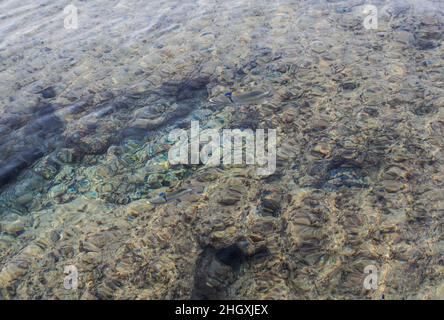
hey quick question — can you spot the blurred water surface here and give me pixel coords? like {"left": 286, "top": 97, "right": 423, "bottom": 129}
{"left": 0, "top": 0, "right": 443, "bottom": 299}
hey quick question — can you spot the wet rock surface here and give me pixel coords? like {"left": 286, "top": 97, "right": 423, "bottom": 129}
{"left": 0, "top": 0, "right": 444, "bottom": 300}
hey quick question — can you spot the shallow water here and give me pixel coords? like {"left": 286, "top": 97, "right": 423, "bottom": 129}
{"left": 0, "top": 0, "right": 443, "bottom": 299}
